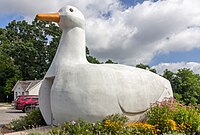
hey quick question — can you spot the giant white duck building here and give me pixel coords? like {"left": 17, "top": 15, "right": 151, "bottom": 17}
{"left": 36, "top": 5, "right": 173, "bottom": 125}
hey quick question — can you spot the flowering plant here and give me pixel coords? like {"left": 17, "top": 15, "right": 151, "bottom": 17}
{"left": 146, "top": 98, "right": 200, "bottom": 134}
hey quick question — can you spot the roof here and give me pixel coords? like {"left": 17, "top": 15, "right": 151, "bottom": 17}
{"left": 12, "top": 80, "right": 42, "bottom": 92}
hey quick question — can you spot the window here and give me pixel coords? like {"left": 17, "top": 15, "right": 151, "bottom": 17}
{"left": 22, "top": 97, "right": 30, "bottom": 100}
{"left": 32, "top": 97, "right": 39, "bottom": 101}
{"left": 22, "top": 92, "right": 24, "bottom": 95}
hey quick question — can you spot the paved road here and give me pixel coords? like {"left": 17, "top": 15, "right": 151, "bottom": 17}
{"left": 0, "top": 105, "right": 26, "bottom": 127}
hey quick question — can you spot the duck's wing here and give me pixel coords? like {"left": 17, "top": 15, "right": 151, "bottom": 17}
{"left": 116, "top": 69, "right": 171, "bottom": 114}
{"left": 39, "top": 77, "right": 55, "bottom": 125}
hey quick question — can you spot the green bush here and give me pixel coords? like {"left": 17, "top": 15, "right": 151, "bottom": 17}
{"left": 50, "top": 119, "right": 93, "bottom": 135}
{"left": 50, "top": 114, "right": 155, "bottom": 135}
{"left": 146, "top": 98, "right": 200, "bottom": 134}
{"left": 127, "top": 122, "right": 157, "bottom": 135}
{"left": 49, "top": 106, "right": 199, "bottom": 135}
{"left": 9, "top": 109, "right": 46, "bottom": 131}
{"left": 50, "top": 114, "right": 147, "bottom": 135}
{"left": 98, "top": 114, "right": 129, "bottom": 134}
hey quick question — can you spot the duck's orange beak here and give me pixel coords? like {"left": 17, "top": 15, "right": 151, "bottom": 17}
{"left": 36, "top": 13, "right": 60, "bottom": 23}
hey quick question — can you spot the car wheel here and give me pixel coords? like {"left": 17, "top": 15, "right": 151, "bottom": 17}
{"left": 24, "top": 105, "right": 31, "bottom": 113}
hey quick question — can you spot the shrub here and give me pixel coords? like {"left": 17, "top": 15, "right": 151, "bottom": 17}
{"left": 146, "top": 98, "right": 200, "bottom": 134}
{"left": 50, "top": 114, "right": 129, "bottom": 135}
{"left": 49, "top": 107, "right": 200, "bottom": 135}
{"left": 52, "top": 119, "right": 94, "bottom": 135}
{"left": 9, "top": 109, "right": 46, "bottom": 131}
{"left": 100, "top": 114, "right": 129, "bottom": 134}
{"left": 50, "top": 114, "right": 156, "bottom": 135}
{"left": 127, "top": 122, "right": 156, "bottom": 135}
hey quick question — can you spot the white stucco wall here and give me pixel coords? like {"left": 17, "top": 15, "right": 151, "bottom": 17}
{"left": 29, "top": 82, "right": 41, "bottom": 95}
{"left": 13, "top": 81, "right": 41, "bottom": 99}
{"left": 14, "top": 84, "right": 25, "bottom": 99}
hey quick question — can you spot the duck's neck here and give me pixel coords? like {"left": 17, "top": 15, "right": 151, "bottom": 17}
{"left": 45, "top": 27, "right": 88, "bottom": 77}
{"left": 55, "top": 27, "right": 88, "bottom": 64}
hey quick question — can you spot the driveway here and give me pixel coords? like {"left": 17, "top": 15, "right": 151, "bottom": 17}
{"left": 0, "top": 103, "right": 26, "bottom": 127}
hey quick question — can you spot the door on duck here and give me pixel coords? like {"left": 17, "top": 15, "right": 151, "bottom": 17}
{"left": 39, "top": 77, "right": 55, "bottom": 125}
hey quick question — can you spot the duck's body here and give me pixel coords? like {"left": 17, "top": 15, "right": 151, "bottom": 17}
{"left": 50, "top": 64, "right": 172, "bottom": 125}
{"left": 37, "top": 5, "right": 173, "bottom": 125}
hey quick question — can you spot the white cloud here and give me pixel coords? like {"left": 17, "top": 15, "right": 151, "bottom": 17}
{"left": 1, "top": 0, "right": 200, "bottom": 65}
{"left": 87, "top": 0, "right": 200, "bottom": 64}
{"left": 152, "top": 62, "right": 200, "bottom": 75}
{"left": 157, "top": 27, "right": 200, "bottom": 53}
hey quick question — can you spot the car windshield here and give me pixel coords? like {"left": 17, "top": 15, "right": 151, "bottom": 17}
{"left": 22, "top": 97, "right": 30, "bottom": 100}
{"left": 15, "top": 96, "right": 20, "bottom": 101}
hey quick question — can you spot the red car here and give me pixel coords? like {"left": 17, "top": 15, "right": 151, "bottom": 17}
{"left": 14, "top": 95, "right": 39, "bottom": 113}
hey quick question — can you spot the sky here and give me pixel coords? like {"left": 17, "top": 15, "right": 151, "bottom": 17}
{"left": 0, "top": 0, "right": 200, "bottom": 75}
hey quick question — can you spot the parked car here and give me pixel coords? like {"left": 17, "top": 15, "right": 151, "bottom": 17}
{"left": 14, "top": 95, "right": 39, "bottom": 112}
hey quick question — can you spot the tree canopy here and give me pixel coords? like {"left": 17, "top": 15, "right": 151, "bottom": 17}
{"left": 163, "top": 68, "right": 200, "bottom": 105}
{"left": 0, "top": 50, "right": 21, "bottom": 101}
{"left": 1, "top": 20, "right": 62, "bottom": 80}
{"left": 136, "top": 63, "right": 157, "bottom": 73}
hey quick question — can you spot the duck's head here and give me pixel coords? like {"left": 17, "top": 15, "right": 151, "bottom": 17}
{"left": 36, "top": 5, "right": 85, "bottom": 29}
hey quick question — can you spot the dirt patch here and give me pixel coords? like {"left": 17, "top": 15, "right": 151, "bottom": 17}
{"left": 0, "top": 124, "right": 51, "bottom": 135}
{"left": 0, "top": 105, "right": 8, "bottom": 107}
{"left": 0, "top": 124, "right": 14, "bottom": 134}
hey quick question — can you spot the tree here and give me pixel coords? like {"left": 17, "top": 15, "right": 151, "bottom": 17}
{"left": 86, "top": 46, "right": 101, "bottom": 64}
{"left": 0, "top": 20, "right": 61, "bottom": 101}
{"left": 86, "top": 47, "right": 118, "bottom": 64}
{"left": 105, "top": 59, "right": 117, "bottom": 64}
{"left": 1, "top": 20, "right": 61, "bottom": 80}
{"left": 136, "top": 63, "right": 157, "bottom": 73}
{"left": 163, "top": 68, "right": 200, "bottom": 105}
{"left": 0, "top": 50, "right": 21, "bottom": 101}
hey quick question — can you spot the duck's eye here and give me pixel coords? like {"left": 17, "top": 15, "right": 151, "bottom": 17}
{"left": 69, "top": 8, "right": 74, "bottom": 12}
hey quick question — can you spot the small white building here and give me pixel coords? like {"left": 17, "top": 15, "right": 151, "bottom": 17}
{"left": 12, "top": 80, "right": 42, "bottom": 99}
